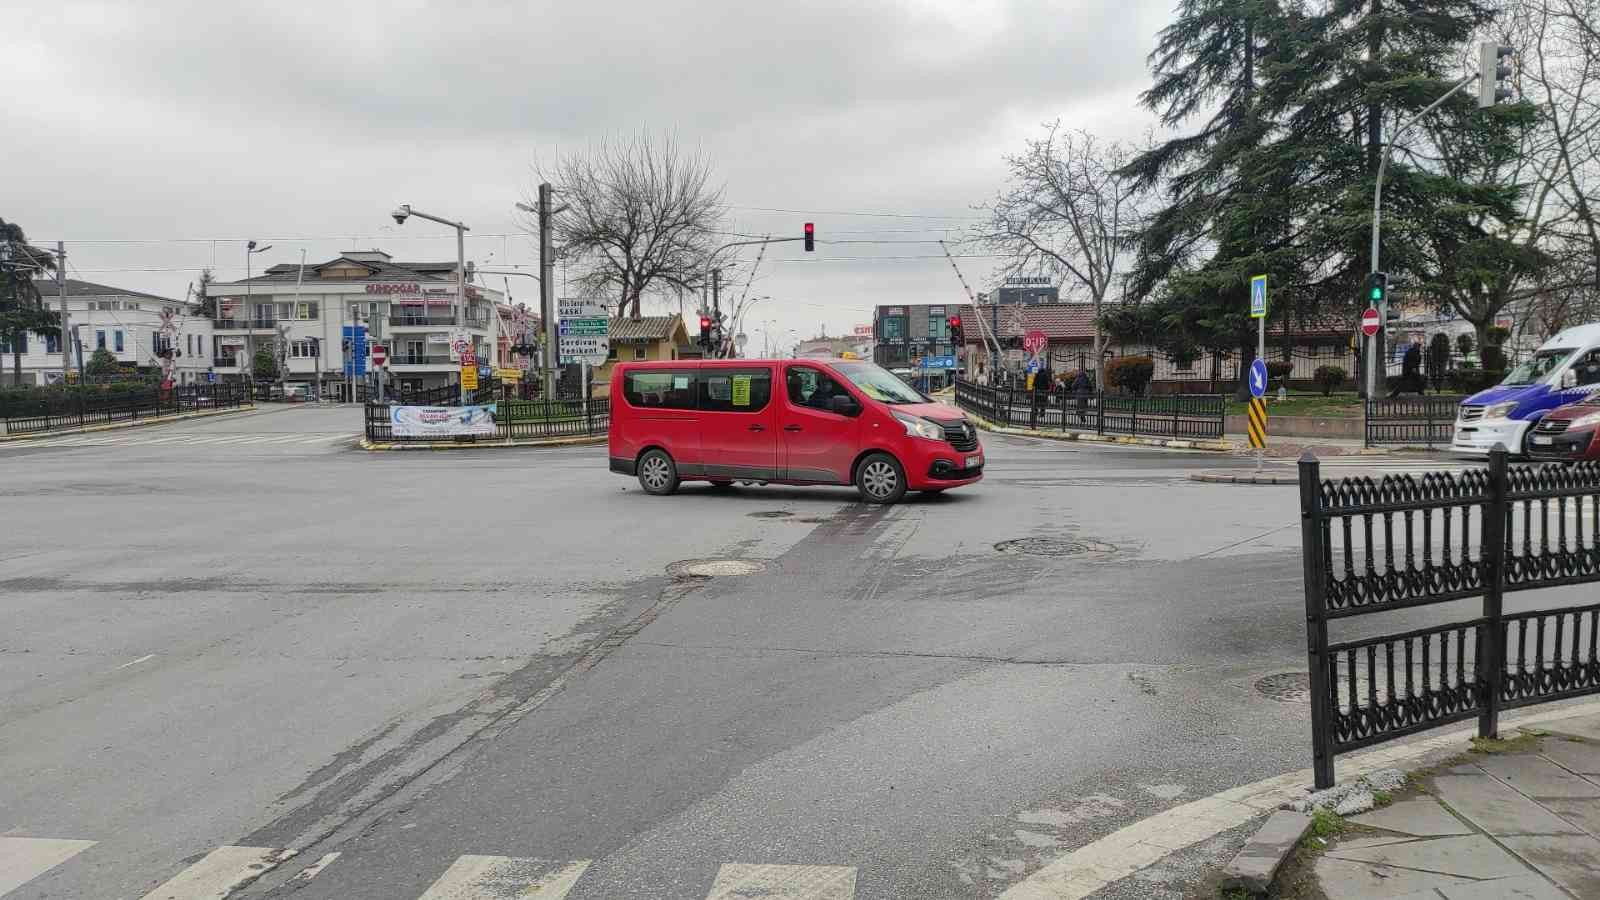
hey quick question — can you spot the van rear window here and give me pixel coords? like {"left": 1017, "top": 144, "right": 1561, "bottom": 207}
{"left": 624, "top": 370, "right": 696, "bottom": 409}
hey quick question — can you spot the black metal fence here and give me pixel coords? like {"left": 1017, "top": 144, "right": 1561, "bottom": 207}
{"left": 1299, "top": 448, "right": 1600, "bottom": 788}
{"left": 363, "top": 396, "right": 609, "bottom": 443}
{"left": 953, "top": 378, "right": 1226, "bottom": 440}
{"left": 1365, "top": 395, "right": 1467, "bottom": 448}
{"left": 1, "top": 384, "right": 250, "bottom": 435}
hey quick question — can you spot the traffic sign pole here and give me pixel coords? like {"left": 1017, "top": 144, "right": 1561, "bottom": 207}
{"left": 1361, "top": 307, "right": 1382, "bottom": 401}
{"left": 1251, "top": 275, "right": 1268, "bottom": 472}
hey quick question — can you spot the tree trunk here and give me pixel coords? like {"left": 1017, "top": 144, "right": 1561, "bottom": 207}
{"left": 11, "top": 347, "right": 20, "bottom": 387}
{"left": 1234, "top": 340, "right": 1255, "bottom": 401}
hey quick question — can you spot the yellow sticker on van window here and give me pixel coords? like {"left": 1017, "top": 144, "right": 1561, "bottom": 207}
{"left": 673, "top": 375, "right": 690, "bottom": 390}
{"left": 732, "top": 375, "right": 752, "bottom": 406}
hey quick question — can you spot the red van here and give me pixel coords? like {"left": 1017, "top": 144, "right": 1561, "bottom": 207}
{"left": 607, "top": 358, "right": 983, "bottom": 504}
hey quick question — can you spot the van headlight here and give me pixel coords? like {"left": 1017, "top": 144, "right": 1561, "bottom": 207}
{"left": 1485, "top": 401, "right": 1518, "bottom": 420}
{"left": 892, "top": 411, "right": 943, "bottom": 440}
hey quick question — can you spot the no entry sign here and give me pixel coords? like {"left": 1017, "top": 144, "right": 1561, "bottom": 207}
{"left": 1360, "top": 307, "right": 1381, "bottom": 337}
{"left": 370, "top": 344, "right": 388, "bottom": 366}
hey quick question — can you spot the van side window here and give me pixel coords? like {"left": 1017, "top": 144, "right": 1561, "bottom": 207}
{"left": 1576, "top": 350, "right": 1600, "bottom": 386}
{"left": 785, "top": 367, "right": 848, "bottom": 411}
{"left": 699, "top": 368, "right": 771, "bottom": 412}
{"left": 624, "top": 370, "right": 696, "bottom": 409}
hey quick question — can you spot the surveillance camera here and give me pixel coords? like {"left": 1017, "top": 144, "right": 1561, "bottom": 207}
{"left": 391, "top": 209, "right": 409, "bottom": 225}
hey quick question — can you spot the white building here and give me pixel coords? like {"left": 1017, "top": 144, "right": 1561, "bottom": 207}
{"left": 1, "top": 279, "right": 212, "bottom": 386}
{"left": 204, "top": 250, "right": 504, "bottom": 394}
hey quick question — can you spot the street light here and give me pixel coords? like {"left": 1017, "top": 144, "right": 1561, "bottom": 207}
{"left": 243, "top": 240, "right": 272, "bottom": 384}
{"left": 391, "top": 205, "right": 469, "bottom": 392}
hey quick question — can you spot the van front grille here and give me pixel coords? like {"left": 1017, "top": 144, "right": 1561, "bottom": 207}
{"left": 942, "top": 421, "right": 979, "bottom": 452}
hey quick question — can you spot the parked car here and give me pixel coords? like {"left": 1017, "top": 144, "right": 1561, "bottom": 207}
{"left": 1525, "top": 396, "right": 1600, "bottom": 462}
{"left": 284, "top": 384, "right": 314, "bottom": 403}
{"left": 1453, "top": 323, "right": 1600, "bottom": 456}
{"left": 607, "top": 358, "right": 983, "bottom": 504}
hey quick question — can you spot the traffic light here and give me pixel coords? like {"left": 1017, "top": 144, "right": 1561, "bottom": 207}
{"left": 1367, "top": 271, "right": 1388, "bottom": 306}
{"left": 948, "top": 315, "right": 963, "bottom": 346}
{"left": 1478, "top": 43, "right": 1515, "bottom": 108}
{"left": 699, "top": 314, "right": 712, "bottom": 349}
{"left": 803, "top": 222, "right": 815, "bottom": 252}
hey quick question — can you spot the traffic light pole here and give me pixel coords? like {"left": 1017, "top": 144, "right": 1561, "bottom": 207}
{"left": 701, "top": 236, "right": 805, "bottom": 358}
{"left": 1367, "top": 71, "right": 1478, "bottom": 399}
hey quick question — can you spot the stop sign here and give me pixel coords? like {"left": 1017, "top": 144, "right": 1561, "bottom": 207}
{"left": 1023, "top": 330, "right": 1049, "bottom": 354}
{"left": 370, "top": 343, "right": 388, "bottom": 366}
{"left": 1360, "top": 307, "right": 1381, "bottom": 337}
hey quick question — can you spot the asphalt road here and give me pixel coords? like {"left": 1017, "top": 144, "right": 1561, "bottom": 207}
{"left": 0, "top": 405, "right": 1491, "bottom": 900}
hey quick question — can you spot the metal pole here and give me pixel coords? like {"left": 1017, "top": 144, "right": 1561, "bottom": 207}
{"left": 711, "top": 269, "right": 721, "bottom": 358}
{"left": 244, "top": 248, "right": 252, "bottom": 393}
{"left": 290, "top": 249, "right": 304, "bottom": 400}
{"left": 56, "top": 242, "right": 69, "bottom": 384}
{"left": 1479, "top": 444, "right": 1510, "bottom": 739}
{"left": 540, "top": 182, "right": 557, "bottom": 399}
{"left": 456, "top": 221, "right": 466, "bottom": 398}
{"left": 340, "top": 294, "right": 348, "bottom": 403}
{"left": 1257, "top": 311, "right": 1266, "bottom": 473}
{"left": 1298, "top": 451, "right": 1336, "bottom": 789}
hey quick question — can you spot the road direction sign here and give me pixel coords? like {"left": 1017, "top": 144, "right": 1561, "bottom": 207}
{"left": 1250, "top": 274, "right": 1268, "bottom": 319}
{"left": 370, "top": 344, "right": 387, "bottom": 366}
{"left": 559, "top": 299, "right": 609, "bottom": 365}
{"left": 919, "top": 355, "right": 956, "bottom": 370}
{"left": 1023, "top": 330, "right": 1049, "bottom": 354}
{"left": 1026, "top": 357, "right": 1042, "bottom": 375}
{"left": 1361, "top": 307, "right": 1382, "bottom": 337}
{"left": 1249, "top": 357, "right": 1269, "bottom": 399}
{"left": 1247, "top": 397, "right": 1268, "bottom": 448}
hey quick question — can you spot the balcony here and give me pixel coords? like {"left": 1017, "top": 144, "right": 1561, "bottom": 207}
{"left": 213, "top": 356, "right": 241, "bottom": 369}
{"left": 213, "top": 318, "right": 277, "bottom": 331}
{"left": 388, "top": 313, "right": 490, "bottom": 329}
{"left": 389, "top": 354, "right": 456, "bottom": 367}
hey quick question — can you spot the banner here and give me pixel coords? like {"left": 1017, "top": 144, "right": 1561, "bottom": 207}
{"left": 390, "top": 405, "right": 497, "bottom": 438}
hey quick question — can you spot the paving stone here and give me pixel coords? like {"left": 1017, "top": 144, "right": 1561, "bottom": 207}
{"left": 1348, "top": 797, "right": 1473, "bottom": 836}
{"left": 1312, "top": 856, "right": 1474, "bottom": 899}
{"left": 1430, "top": 775, "right": 1584, "bottom": 836}
{"left": 1437, "top": 874, "right": 1574, "bottom": 899}
{"left": 1220, "top": 810, "right": 1312, "bottom": 894}
{"left": 1539, "top": 737, "right": 1600, "bottom": 776}
{"left": 1499, "top": 834, "right": 1600, "bottom": 898}
{"left": 1543, "top": 798, "right": 1600, "bottom": 838}
{"left": 1325, "top": 834, "right": 1531, "bottom": 881}
{"left": 1545, "top": 714, "right": 1600, "bottom": 742}
{"left": 1479, "top": 751, "right": 1600, "bottom": 799}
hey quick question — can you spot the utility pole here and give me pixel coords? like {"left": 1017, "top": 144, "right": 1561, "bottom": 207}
{"left": 711, "top": 268, "right": 721, "bottom": 358}
{"left": 539, "top": 182, "right": 557, "bottom": 399}
{"left": 56, "top": 242, "right": 70, "bottom": 383}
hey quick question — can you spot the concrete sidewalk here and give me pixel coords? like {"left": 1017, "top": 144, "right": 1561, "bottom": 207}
{"left": 1312, "top": 712, "right": 1600, "bottom": 899}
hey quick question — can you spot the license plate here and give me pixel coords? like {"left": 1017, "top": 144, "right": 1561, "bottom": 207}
{"left": 966, "top": 455, "right": 982, "bottom": 468}
{"left": 1533, "top": 436, "right": 1553, "bottom": 445}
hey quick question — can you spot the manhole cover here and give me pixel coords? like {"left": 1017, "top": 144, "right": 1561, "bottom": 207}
{"left": 667, "top": 559, "right": 768, "bottom": 579}
{"left": 1255, "top": 671, "right": 1312, "bottom": 703}
{"left": 994, "top": 538, "right": 1118, "bottom": 556}
{"left": 747, "top": 511, "right": 793, "bottom": 519}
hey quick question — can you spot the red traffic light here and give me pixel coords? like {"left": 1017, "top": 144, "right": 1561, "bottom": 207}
{"left": 948, "top": 316, "right": 961, "bottom": 327}
{"left": 803, "top": 222, "right": 815, "bottom": 252}
{"left": 699, "top": 315, "right": 711, "bottom": 329}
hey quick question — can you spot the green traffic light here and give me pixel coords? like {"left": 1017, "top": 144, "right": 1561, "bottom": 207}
{"left": 1370, "top": 287, "right": 1382, "bottom": 300}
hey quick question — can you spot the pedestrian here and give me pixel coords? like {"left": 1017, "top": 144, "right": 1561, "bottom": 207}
{"left": 1390, "top": 339, "right": 1424, "bottom": 397}
{"left": 1033, "top": 360, "right": 1054, "bottom": 419}
{"left": 1072, "top": 368, "right": 1091, "bottom": 425}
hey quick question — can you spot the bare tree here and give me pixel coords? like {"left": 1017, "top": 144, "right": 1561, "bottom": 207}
{"left": 537, "top": 133, "right": 725, "bottom": 320}
{"left": 980, "top": 124, "right": 1147, "bottom": 380}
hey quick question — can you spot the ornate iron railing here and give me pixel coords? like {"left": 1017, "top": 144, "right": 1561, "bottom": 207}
{"left": 1364, "top": 395, "right": 1468, "bottom": 447}
{"left": 953, "top": 378, "right": 1225, "bottom": 440}
{"left": 1300, "top": 448, "right": 1600, "bottom": 788}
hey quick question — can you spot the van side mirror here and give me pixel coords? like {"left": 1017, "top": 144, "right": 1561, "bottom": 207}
{"left": 830, "top": 394, "right": 859, "bottom": 415}
{"left": 1563, "top": 369, "right": 1578, "bottom": 389}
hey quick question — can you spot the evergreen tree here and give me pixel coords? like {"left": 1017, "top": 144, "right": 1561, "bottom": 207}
{"left": 1, "top": 218, "right": 61, "bottom": 385}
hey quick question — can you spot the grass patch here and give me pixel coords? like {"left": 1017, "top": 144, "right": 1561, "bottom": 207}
{"left": 1222, "top": 393, "right": 1365, "bottom": 419}
{"left": 1371, "top": 790, "right": 1394, "bottom": 808}
{"left": 1306, "top": 808, "right": 1347, "bottom": 842}
{"left": 1469, "top": 731, "right": 1542, "bottom": 754}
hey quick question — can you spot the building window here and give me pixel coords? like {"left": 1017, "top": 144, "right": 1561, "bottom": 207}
{"left": 114, "top": 330, "right": 124, "bottom": 352}
{"left": 46, "top": 333, "right": 60, "bottom": 354}
{"left": 608, "top": 346, "right": 618, "bottom": 360}
{"left": 633, "top": 346, "right": 647, "bottom": 361}
{"left": 881, "top": 317, "right": 905, "bottom": 340}
{"left": 96, "top": 330, "right": 106, "bottom": 349}
{"left": 297, "top": 301, "right": 319, "bottom": 320}
{"left": 1, "top": 334, "right": 26, "bottom": 354}
{"left": 127, "top": 302, "right": 140, "bottom": 311}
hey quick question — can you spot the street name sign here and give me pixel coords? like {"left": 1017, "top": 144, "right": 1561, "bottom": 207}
{"left": 559, "top": 300, "right": 609, "bottom": 365}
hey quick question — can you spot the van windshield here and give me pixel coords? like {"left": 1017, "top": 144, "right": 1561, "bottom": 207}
{"left": 1501, "top": 349, "right": 1575, "bottom": 386}
{"left": 833, "top": 361, "right": 928, "bottom": 404}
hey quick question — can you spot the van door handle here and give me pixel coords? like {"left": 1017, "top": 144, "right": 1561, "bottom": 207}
{"left": 747, "top": 424, "right": 765, "bottom": 432}
{"left": 784, "top": 425, "right": 803, "bottom": 432}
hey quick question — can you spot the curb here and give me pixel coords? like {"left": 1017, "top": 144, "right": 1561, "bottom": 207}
{"left": 997, "top": 697, "right": 1600, "bottom": 900}
{"left": 360, "top": 434, "right": 605, "bottom": 452}
{"left": 0, "top": 405, "right": 257, "bottom": 442}
{"left": 966, "top": 414, "right": 1233, "bottom": 453}
{"left": 1188, "top": 471, "right": 1298, "bottom": 486}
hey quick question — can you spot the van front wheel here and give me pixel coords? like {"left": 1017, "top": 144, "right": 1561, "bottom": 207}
{"left": 855, "top": 452, "right": 907, "bottom": 505}
{"left": 637, "top": 450, "right": 680, "bottom": 496}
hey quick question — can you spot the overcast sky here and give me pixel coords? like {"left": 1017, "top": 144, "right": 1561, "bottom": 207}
{"left": 5, "top": 0, "right": 1172, "bottom": 355}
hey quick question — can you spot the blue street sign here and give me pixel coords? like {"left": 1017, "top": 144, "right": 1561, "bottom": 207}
{"left": 206, "top": 372, "right": 217, "bottom": 383}
{"left": 342, "top": 325, "right": 368, "bottom": 377}
{"left": 1249, "top": 357, "right": 1269, "bottom": 399}
{"left": 1025, "top": 358, "right": 1042, "bottom": 375}
{"left": 479, "top": 365, "right": 492, "bottom": 378}
{"left": 919, "top": 354, "right": 957, "bottom": 370}
{"left": 1250, "top": 274, "right": 1268, "bottom": 319}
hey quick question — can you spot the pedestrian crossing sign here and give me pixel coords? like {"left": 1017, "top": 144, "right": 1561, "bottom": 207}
{"left": 1250, "top": 275, "right": 1268, "bottom": 319}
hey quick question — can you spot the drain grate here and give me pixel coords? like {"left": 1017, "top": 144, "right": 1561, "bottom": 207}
{"left": 747, "top": 511, "right": 793, "bottom": 519}
{"left": 994, "top": 537, "right": 1118, "bottom": 556}
{"left": 1255, "top": 672, "right": 1312, "bottom": 703}
{"left": 667, "top": 559, "right": 768, "bottom": 579}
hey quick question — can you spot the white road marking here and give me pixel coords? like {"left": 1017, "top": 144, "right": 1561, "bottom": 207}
{"left": 416, "top": 855, "right": 591, "bottom": 899}
{"left": 288, "top": 852, "right": 340, "bottom": 883}
{"left": 704, "top": 863, "right": 857, "bottom": 899}
{"left": 998, "top": 697, "right": 1600, "bottom": 899}
{"left": 137, "top": 845, "right": 290, "bottom": 900}
{"left": 113, "top": 654, "right": 157, "bottom": 671}
{"left": 0, "top": 837, "right": 96, "bottom": 896}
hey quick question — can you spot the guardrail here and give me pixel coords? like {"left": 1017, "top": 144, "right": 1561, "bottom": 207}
{"left": 1365, "top": 395, "right": 1467, "bottom": 447}
{"left": 363, "top": 396, "right": 609, "bottom": 443}
{"left": 953, "top": 378, "right": 1225, "bottom": 440}
{"left": 1298, "top": 448, "right": 1600, "bottom": 788}
{"left": 1, "top": 384, "right": 250, "bottom": 435}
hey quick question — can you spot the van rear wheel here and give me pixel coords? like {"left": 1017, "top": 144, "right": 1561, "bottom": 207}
{"left": 855, "top": 452, "right": 907, "bottom": 505}
{"left": 637, "top": 450, "right": 679, "bottom": 496}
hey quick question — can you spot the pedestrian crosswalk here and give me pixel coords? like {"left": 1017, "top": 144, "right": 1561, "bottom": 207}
{"left": 0, "top": 836, "right": 863, "bottom": 900}
{"left": 4, "top": 431, "right": 353, "bottom": 450}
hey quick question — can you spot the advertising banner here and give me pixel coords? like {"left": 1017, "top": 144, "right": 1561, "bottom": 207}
{"left": 390, "top": 405, "right": 497, "bottom": 438}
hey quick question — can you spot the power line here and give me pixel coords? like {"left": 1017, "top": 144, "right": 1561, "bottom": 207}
{"left": 725, "top": 204, "right": 984, "bottom": 221}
